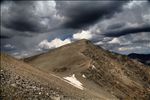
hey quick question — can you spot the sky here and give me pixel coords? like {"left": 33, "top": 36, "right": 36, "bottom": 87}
{"left": 1, "top": 0, "right": 150, "bottom": 58}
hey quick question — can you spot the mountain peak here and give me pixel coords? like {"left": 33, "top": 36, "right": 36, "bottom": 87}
{"left": 49, "top": 39, "right": 93, "bottom": 53}
{"left": 74, "top": 39, "right": 91, "bottom": 43}
{"left": 68, "top": 39, "right": 92, "bottom": 48}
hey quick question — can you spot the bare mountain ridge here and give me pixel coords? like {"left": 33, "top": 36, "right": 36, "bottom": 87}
{"left": 24, "top": 39, "right": 150, "bottom": 100}
{"left": 1, "top": 39, "right": 150, "bottom": 100}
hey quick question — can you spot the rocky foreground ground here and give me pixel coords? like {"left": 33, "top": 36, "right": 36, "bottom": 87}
{"left": 0, "top": 68, "right": 82, "bottom": 100}
{"left": 0, "top": 53, "right": 81, "bottom": 100}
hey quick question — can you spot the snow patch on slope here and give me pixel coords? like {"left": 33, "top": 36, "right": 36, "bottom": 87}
{"left": 63, "top": 74, "right": 83, "bottom": 90}
{"left": 82, "top": 74, "right": 86, "bottom": 78}
{"left": 92, "top": 65, "right": 96, "bottom": 69}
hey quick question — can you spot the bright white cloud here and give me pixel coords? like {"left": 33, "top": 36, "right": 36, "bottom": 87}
{"left": 95, "top": 41, "right": 104, "bottom": 45}
{"left": 108, "top": 38, "right": 120, "bottom": 44}
{"left": 108, "top": 36, "right": 132, "bottom": 46}
{"left": 73, "top": 30, "right": 94, "bottom": 40}
{"left": 38, "top": 38, "right": 71, "bottom": 49}
{"left": 4, "top": 44, "right": 15, "bottom": 49}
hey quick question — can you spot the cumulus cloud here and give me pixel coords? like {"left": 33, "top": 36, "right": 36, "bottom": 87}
{"left": 38, "top": 38, "right": 71, "bottom": 49}
{"left": 4, "top": 44, "right": 15, "bottom": 49}
{"left": 108, "top": 38, "right": 121, "bottom": 44}
{"left": 73, "top": 30, "right": 94, "bottom": 40}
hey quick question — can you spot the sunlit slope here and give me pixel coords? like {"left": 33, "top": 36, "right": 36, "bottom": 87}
{"left": 25, "top": 39, "right": 150, "bottom": 100}
{"left": 1, "top": 53, "right": 113, "bottom": 100}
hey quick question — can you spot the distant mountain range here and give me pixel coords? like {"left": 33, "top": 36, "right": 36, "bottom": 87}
{"left": 128, "top": 53, "right": 150, "bottom": 66}
{"left": 1, "top": 39, "right": 150, "bottom": 100}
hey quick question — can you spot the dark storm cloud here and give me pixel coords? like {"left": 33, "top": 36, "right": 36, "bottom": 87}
{"left": 133, "top": 40, "right": 150, "bottom": 44}
{"left": 1, "top": 0, "right": 129, "bottom": 39}
{"left": 0, "top": 35, "right": 10, "bottom": 39}
{"left": 1, "top": 46, "right": 16, "bottom": 52}
{"left": 1, "top": 25, "right": 35, "bottom": 39}
{"left": 0, "top": 0, "right": 4, "bottom": 4}
{"left": 107, "top": 23, "right": 126, "bottom": 30}
{"left": 3, "top": 18, "right": 41, "bottom": 33}
{"left": 0, "top": 0, "right": 16, "bottom": 4}
{"left": 56, "top": 1, "right": 128, "bottom": 29}
{"left": 1, "top": 0, "right": 58, "bottom": 35}
{"left": 0, "top": 0, "right": 8, "bottom": 4}
{"left": 104, "top": 25, "right": 150, "bottom": 37}
{"left": 1, "top": 1, "right": 43, "bottom": 33}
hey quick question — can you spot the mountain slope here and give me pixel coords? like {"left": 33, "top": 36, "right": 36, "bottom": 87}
{"left": 1, "top": 53, "right": 110, "bottom": 100}
{"left": 24, "top": 39, "right": 150, "bottom": 100}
